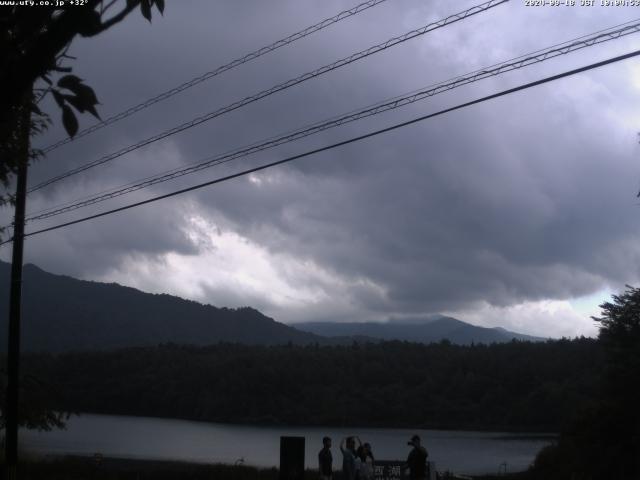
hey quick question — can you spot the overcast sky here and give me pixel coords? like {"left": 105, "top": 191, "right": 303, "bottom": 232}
{"left": 3, "top": 0, "right": 640, "bottom": 337}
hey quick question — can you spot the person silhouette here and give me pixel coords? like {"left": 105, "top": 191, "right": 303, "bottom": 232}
{"left": 340, "top": 435, "right": 361, "bottom": 480}
{"left": 403, "top": 435, "right": 429, "bottom": 480}
{"left": 318, "top": 436, "right": 333, "bottom": 480}
{"left": 356, "top": 442, "right": 375, "bottom": 480}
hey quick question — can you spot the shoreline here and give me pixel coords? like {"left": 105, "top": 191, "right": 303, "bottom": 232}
{"left": 19, "top": 415, "right": 551, "bottom": 477}
{"left": 19, "top": 454, "right": 532, "bottom": 480}
{"left": 14, "top": 455, "right": 280, "bottom": 480}
{"left": 58, "top": 410, "right": 561, "bottom": 436}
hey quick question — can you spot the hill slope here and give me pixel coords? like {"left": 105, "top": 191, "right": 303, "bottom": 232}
{"left": 294, "top": 316, "right": 544, "bottom": 345}
{"left": 0, "top": 261, "right": 542, "bottom": 351}
{"left": 0, "top": 261, "right": 321, "bottom": 352}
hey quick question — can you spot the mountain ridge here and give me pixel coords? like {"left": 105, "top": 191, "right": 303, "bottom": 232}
{"left": 0, "top": 261, "right": 322, "bottom": 352}
{"left": 292, "top": 317, "right": 544, "bottom": 344}
{"left": 0, "top": 261, "right": 543, "bottom": 351}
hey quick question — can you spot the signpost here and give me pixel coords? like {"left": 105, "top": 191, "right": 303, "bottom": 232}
{"left": 374, "top": 460, "right": 437, "bottom": 480}
{"left": 279, "top": 436, "right": 305, "bottom": 480}
{"left": 374, "top": 461, "right": 406, "bottom": 480}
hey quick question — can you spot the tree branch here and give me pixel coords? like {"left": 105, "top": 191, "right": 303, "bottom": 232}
{"left": 101, "top": 0, "right": 120, "bottom": 16}
{"left": 93, "top": 1, "right": 139, "bottom": 34}
{"left": 0, "top": 0, "right": 140, "bottom": 118}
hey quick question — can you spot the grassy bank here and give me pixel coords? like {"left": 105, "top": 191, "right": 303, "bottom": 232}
{"left": 13, "top": 456, "right": 317, "bottom": 480}
{"left": 472, "top": 474, "right": 533, "bottom": 480}
{"left": 12, "top": 455, "right": 538, "bottom": 480}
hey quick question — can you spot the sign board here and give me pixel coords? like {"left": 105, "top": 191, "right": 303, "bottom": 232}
{"left": 374, "top": 460, "right": 436, "bottom": 480}
{"left": 373, "top": 460, "right": 406, "bottom": 480}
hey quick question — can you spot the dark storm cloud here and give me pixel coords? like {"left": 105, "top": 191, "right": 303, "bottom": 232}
{"left": 4, "top": 0, "right": 640, "bottom": 331}
{"left": 21, "top": 196, "right": 198, "bottom": 278}
{"left": 194, "top": 95, "right": 633, "bottom": 314}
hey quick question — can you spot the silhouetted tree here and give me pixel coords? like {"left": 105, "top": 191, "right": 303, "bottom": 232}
{"left": 595, "top": 287, "right": 640, "bottom": 405}
{"left": 0, "top": 369, "right": 68, "bottom": 432}
{"left": 0, "top": 0, "right": 164, "bottom": 208}
{"left": 0, "top": 0, "right": 165, "bottom": 430}
{"left": 531, "top": 288, "right": 640, "bottom": 479}
{"left": 591, "top": 287, "right": 640, "bottom": 477}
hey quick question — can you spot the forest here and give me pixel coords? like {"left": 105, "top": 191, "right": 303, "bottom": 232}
{"left": 4, "top": 283, "right": 640, "bottom": 480}
{"left": 16, "top": 337, "right": 601, "bottom": 432}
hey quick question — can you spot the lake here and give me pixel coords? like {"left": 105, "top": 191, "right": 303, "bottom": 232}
{"left": 20, "top": 414, "right": 554, "bottom": 476}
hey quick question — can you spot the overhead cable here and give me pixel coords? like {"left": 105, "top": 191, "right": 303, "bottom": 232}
{"left": 40, "top": 0, "right": 392, "bottom": 153}
{"left": 24, "top": 18, "right": 640, "bottom": 223}
{"left": 2, "top": 47, "right": 636, "bottom": 246}
{"left": 29, "top": 0, "right": 509, "bottom": 193}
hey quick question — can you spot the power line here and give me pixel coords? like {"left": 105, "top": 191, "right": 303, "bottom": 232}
{"left": 28, "top": 0, "right": 509, "bottom": 193}
{"left": 23, "top": 18, "right": 640, "bottom": 223}
{"left": 3, "top": 48, "right": 637, "bottom": 246}
{"left": 40, "top": 0, "right": 392, "bottom": 154}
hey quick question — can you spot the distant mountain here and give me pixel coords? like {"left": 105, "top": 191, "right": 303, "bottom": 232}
{"left": 0, "top": 261, "right": 322, "bottom": 352}
{"left": 0, "top": 261, "right": 544, "bottom": 352}
{"left": 293, "top": 315, "right": 544, "bottom": 345}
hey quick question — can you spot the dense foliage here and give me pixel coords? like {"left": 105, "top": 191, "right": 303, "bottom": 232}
{"left": 527, "top": 287, "right": 640, "bottom": 480}
{"left": 17, "top": 338, "right": 601, "bottom": 432}
{"left": 0, "top": 1, "right": 165, "bottom": 212}
{"left": 0, "top": 369, "right": 68, "bottom": 432}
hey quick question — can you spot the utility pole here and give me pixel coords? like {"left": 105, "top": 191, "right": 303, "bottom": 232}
{"left": 5, "top": 92, "right": 31, "bottom": 480}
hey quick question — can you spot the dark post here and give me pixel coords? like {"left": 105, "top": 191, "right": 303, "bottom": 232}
{"left": 5, "top": 93, "right": 31, "bottom": 480}
{"left": 279, "top": 436, "right": 305, "bottom": 480}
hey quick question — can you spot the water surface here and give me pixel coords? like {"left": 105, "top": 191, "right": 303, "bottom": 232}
{"left": 21, "top": 414, "right": 554, "bottom": 476}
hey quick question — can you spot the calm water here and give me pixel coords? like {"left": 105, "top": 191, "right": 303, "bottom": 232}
{"left": 20, "top": 414, "right": 554, "bottom": 476}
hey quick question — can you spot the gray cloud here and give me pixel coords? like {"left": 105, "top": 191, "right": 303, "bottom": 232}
{"left": 3, "top": 0, "right": 640, "bottom": 336}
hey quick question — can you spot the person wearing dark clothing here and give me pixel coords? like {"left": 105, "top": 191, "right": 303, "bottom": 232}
{"left": 403, "top": 435, "right": 429, "bottom": 480}
{"left": 318, "top": 436, "right": 333, "bottom": 480}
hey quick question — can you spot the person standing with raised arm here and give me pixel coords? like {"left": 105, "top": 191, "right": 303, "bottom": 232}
{"left": 340, "top": 436, "right": 361, "bottom": 480}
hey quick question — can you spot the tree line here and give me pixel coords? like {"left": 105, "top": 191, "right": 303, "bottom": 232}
{"left": 12, "top": 337, "right": 602, "bottom": 432}
{"left": 527, "top": 287, "right": 640, "bottom": 479}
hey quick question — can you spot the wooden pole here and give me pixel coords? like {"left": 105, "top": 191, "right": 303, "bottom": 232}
{"left": 5, "top": 92, "right": 31, "bottom": 480}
